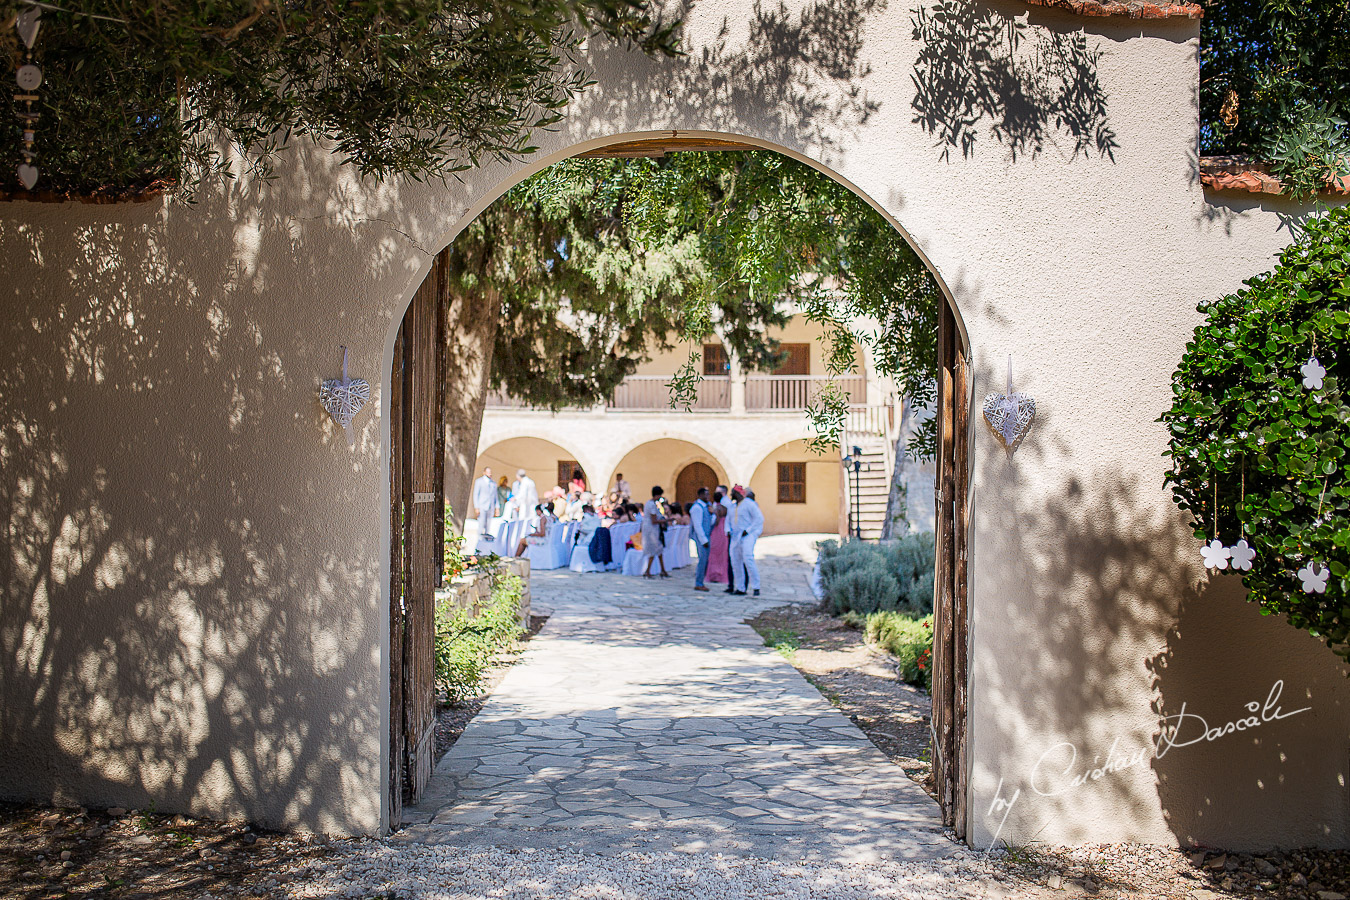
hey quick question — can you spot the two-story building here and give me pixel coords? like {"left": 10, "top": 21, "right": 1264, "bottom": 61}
{"left": 474, "top": 311, "right": 934, "bottom": 537}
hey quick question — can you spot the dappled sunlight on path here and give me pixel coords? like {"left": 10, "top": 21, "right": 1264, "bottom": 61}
{"left": 402, "top": 534, "right": 953, "bottom": 862}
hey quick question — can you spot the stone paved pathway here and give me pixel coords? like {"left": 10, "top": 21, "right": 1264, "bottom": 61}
{"left": 403, "top": 535, "right": 954, "bottom": 862}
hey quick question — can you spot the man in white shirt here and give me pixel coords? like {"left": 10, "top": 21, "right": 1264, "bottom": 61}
{"left": 511, "top": 469, "right": 538, "bottom": 521}
{"left": 734, "top": 488, "right": 766, "bottom": 593}
{"left": 717, "top": 484, "right": 736, "bottom": 593}
{"left": 471, "top": 466, "right": 498, "bottom": 550}
{"left": 613, "top": 473, "right": 631, "bottom": 500}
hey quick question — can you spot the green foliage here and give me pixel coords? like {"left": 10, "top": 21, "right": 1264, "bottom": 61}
{"left": 1162, "top": 207, "right": 1350, "bottom": 663}
{"left": 863, "top": 610, "right": 933, "bottom": 690}
{"left": 457, "top": 150, "right": 940, "bottom": 451}
{"left": 817, "top": 534, "right": 935, "bottom": 615}
{"left": 434, "top": 572, "right": 525, "bottom": 704}
{"left": 616, "top": 151, "right": 942, "bottom": 458}
{"left": 1200, "top": 0, "right": 1350, "bottom": 201}
{"left": 1, "top": 0, "right": 678, "bottom": 195}
{"left": 760, "top": 627, "right": 802, "bottom": 659}
{"left": 444, "top": 502, "right": 467, "bottom": 579}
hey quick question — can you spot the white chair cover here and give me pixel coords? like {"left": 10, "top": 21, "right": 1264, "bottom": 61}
{"left": 661, "top": 524, "right": 692, "bottom": 569}
{"left": 621, "top": 547, "right": 645, "bottom": 576}
{"left": 525, "top": 521, "right": 567, "bottom": 570}
{"left": 568, "top": 542, "right": 603, "bottom": 573}
{"left": 606, "top": 522, "right": 640, "bottom": 571}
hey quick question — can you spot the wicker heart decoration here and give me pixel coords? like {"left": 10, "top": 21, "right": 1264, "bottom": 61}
{"left": 319, "top": 346, "right": 370, "bottom": 444}
{"left": 982, "top": 356, "right": 1035, "bottom": 455}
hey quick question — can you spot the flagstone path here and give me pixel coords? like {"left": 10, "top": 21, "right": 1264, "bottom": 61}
{"left": 402, "top": 535, "right": 954, "bottom": 862}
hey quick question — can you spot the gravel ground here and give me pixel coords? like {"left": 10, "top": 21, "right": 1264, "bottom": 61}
{"left": 279, "top": 843, "right": 1015, "bottom": 900}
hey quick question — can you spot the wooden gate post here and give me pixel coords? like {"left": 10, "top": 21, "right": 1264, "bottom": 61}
{"left": 931, "top": 300, "right": 970, "bottom": 838}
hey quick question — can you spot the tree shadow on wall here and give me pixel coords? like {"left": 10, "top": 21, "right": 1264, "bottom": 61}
{"left": 579, "top": 0, "right": 884, "bottom": 163}
{"left": 1147, "top": 576, "right": 1350, "bottom": 850}
{"left": 909, "top": 0, "right": 1117, "bottom": 161}
{"left": 0, "top": 147, "right": 422, "bottom": 831}
{"left": 970, "top": 404, "right": 1350, "bottom": 850}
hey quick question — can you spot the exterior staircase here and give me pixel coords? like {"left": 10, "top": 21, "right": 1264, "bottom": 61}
{"left": 842, "top": 404, "right": 898, "bottom": 541}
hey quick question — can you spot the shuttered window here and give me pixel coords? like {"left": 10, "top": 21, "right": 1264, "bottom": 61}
{"left": 778, "top": 462, "right": 806, "bottom": 503}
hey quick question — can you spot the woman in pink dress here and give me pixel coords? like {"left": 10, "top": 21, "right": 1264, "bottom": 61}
{"left": 706, "top": 494, "right": 730, "bottom": 584}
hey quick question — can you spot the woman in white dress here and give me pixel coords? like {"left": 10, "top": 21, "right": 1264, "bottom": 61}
{"left": 642, "top": 486, "right": 670, "bottom": 578}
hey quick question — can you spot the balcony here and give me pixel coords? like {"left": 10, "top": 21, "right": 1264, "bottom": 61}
{"left": 484, "top": 374, "right": 867, "bottom": 412}
{"left": 746, "top": 375, "right": 866, "bottom": 410}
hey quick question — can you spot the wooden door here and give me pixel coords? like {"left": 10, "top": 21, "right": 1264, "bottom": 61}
{"left": 675, "top": 461, "right": 717, "bottom": 504}
{"left": 773, "top": 343, "right": 810, "bottom": 376}
{"left": 931, "top": 299, "right": 970, "bottom": 838}
{"left": 389, "top": 255, "right": 448, "bottom": 826}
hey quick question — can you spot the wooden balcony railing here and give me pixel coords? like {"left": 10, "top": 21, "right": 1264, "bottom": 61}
{"left": 606, "top": 375, "right": 730, "bottom": 411}
{"left": 745, "top": 375, "right": 866, "bottom": 410}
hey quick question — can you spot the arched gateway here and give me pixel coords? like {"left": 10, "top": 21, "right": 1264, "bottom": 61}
{"left": 2, "top": 0, "right": 1346, "bottom": 853}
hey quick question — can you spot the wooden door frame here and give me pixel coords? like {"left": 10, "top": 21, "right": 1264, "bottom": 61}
{"left": 931, "top": 298, "right": 971, "bottom": 838}
{"left": 387, "top": 253, "right": 449, "bottom": 829}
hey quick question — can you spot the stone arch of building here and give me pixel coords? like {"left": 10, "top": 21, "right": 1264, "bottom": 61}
{"left": 603, "top": 437, "right": 733, "bottom": 503}
{"left": 380, "top": 129, "right": 972, "bottom": 836}
{"left": 471, "top": 431, "right": 601, "bottom": 496}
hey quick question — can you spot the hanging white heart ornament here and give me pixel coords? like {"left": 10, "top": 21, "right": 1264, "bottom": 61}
{"left": 982, "top": 356, "right": 1035, "bottom": 454}
{"left": 17, "top": 164, "right": 38, "bottom": 190}
{"left": 319, "top": 347, "right": 370, "bottom": 444}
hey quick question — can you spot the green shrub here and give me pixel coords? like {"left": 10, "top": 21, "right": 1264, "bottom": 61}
{"left": 817, "top": 534, "right": 935, "bottom": 615}
{"left": 434, "top": 572, "right": 525, "bottom": 704}
{"left": 1162, "top": 206, "right": 1349, "bottom": 665}
{"left": 865, "top": 611, "right": 934, "bottom": 690}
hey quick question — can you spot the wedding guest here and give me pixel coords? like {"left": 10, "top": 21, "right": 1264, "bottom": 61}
{"left": 706, "top": 490, "right": 730, "bottom": 585}
{"left": 729, "top": 485, "right": 765, "bottom": 596}
{"left": 691, "top": 487, "right": 713, "bottom": 592}
{"left": 642, "top": 486, "right": 670, "bottom": 579}
{"left": 569, "top": 468, "right": 587, "bottom": 495}
{"left": 612, "top": 472, "right": 631, "bottom": 499}
{"left": 719, "top": 485, "right": 738, "bottom": 593}
{"left": 514, "top": 504, "right": 551, "bottom": 557}
{"left": 575, "top": 504, "right": 601, "bottom": 547}
{"left": 472, "top": 466, "right": 498, "bottom": 544}
{"left": 496, "top": 475, "right": 511, "bottom": 510}
{"left": 511, "top": 469, "right": 539, "bottom": 521}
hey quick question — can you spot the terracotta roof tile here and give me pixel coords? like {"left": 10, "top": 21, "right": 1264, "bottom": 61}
{"left": 1023, "top": 0, "right": 1203, "bottom": 18}
{"left": 1200, "top": 157, "right": 1350, "bottom": 197}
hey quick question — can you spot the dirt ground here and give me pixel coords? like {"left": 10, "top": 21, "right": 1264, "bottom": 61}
{"left": 747, "top": 604, "right": 1350, "bottom": 900}
{"left": 746, "top": 604, "right": 934, "bottom": 792}
{"left": 0, "top": 616, "right": 549, "bottom": 900}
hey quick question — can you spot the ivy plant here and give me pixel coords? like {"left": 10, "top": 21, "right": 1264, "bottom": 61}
{"left": 1162, "top": 207, "right": 1350, "bottom": 663}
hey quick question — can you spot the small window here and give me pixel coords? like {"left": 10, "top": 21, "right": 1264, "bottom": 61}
{"left": 703, "top": 343, "right": 729, "bottom": 376}
{"left": 777, "top": 462, "right": 806, "bottom": 504}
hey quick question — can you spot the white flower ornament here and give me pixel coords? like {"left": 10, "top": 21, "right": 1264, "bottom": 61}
{"left": 1298, "top": 562, "right": 1329, "bottom": 594}
{"left": 1228, "top": 539, "right": 1256, "bottom": 571}
{"left": 1301, "top": 357, "right": 1326, "bottom": 390}
{"left": 1200, "top": 539, "right": 1230, "bottom": 570}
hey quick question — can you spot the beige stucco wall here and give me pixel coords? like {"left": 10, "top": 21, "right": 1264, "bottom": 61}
{"left": 747, "top": 440, "right": 841, "bottom": 535}
{"left": 2, "top": 0, "right": 1347, "bottom": 844}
